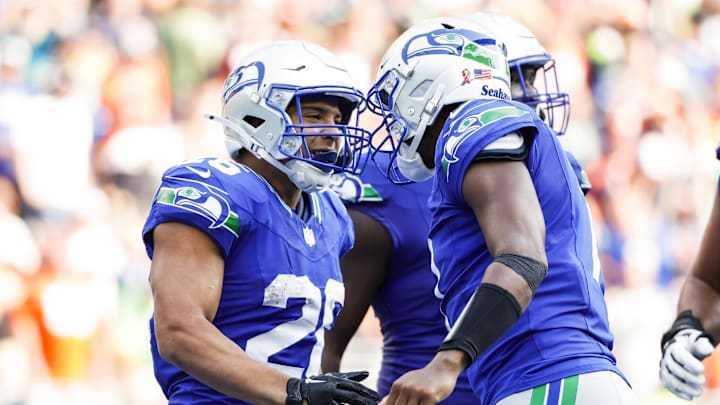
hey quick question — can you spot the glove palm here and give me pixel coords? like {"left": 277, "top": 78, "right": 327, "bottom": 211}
{"left": 660, "top": 328, "right": 715, "bottom": 400}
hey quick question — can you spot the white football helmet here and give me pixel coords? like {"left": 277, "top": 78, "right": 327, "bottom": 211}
{"left": 207, "top": 40, "right": 372, "bottom": 192}
{"left": 457, "top": 12, "right": 570, "bottom": 135}
{"left": 367, "top": 19, "right": 511, "bottom": 182}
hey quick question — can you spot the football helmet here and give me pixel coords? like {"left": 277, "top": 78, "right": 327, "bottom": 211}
{"left": 208, "top": 40, "right": 372, "bottom": 192}
{"left": 457, "top": 12, "right": 570, "bottom": 135}
{"left": 367, "top": 19, "right": 511, "bottom": 182}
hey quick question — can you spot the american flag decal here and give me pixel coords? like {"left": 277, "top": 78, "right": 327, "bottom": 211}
{"left": 474, "top": 68, "right": 492, "bottom": 80}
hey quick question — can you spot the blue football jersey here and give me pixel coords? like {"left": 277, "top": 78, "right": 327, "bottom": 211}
{"left": 429, "top": 99, "right": 625, "bottom": 404}
{"left": 142, "top": 157, "right": 353, "bottom": 404}
{"left": 341, "top": 152, "right": 477, "bottom": 403}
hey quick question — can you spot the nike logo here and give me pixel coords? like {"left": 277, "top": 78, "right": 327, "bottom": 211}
{"left": 282, "top": 65, "right": 306, "bottom": 71}
{"left": 187, "top": 166, "right": 211, "bottom": 178}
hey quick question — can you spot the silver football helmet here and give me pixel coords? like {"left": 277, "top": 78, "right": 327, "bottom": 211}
{"left": 207, "top": 40, "right": 372, "bottom": 192}
{"left": 367, "top": 19, "right": 511, "bottom": 182}
{"left": 457, "top": 12, "right": 570, "bottom": 135}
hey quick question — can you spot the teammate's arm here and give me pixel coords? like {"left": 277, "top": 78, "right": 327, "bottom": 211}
{"left": 323, "top": 209, "right": 391, "bottom": 372}
{"left": 677, "top": 190, "right": 720, "bottom": 340}
{"left": 150, "top": 222, "right": 290, "bottom": 405}
{"left": 659, "top": 190, "right": 720, "bottom": 400}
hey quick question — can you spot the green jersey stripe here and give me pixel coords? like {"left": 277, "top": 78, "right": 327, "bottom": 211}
{"left": 560, "top": 375, "right": 579, "bottom": 405}
{"left": 311, "top": 193, "right": 322, "bottom": 223}
{"left": 530, "top": 383, "right": 548, "bottom": 405}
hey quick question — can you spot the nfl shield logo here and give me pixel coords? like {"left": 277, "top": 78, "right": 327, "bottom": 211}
{"left": 303, "top": 227, "right": 316, "bottom": 247}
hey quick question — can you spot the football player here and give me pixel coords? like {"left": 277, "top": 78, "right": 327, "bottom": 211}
{"left": 367, "top": 19, "right": 638, "bottom": 405}
{"left": 323, "top": 12, "right": 592, "bottom": 405}
{"left": 659, "top": 146, "right": 720, "bottom": 401}
{"left": 323, "top": 146, "right": 478, "bottom": 403}
{"left": 142, "top": 40, "right": 379, "bottom": 405}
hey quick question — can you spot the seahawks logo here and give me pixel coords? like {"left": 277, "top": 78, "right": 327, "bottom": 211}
{"left": 441, "top": 116, "right": 482, "bottom": 179}
{"left": 156, "top": 180, "right": 240, "bottom": 235}
{"left": 223, "top": 61, "right": 265, "bottom": 103}
{"left": 401, "top": 28, "right": 502, "bottom": 69}
{"left": 441, "top": 105, "right": 529, "bottom": 179}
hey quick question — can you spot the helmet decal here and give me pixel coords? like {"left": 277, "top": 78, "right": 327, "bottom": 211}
{"left": 222, "top": 61, "right": 265, "bottom": 103}
{"left": 366, "top": 20, "right": 513, "bottom": 184}
{"left": 402, "top": 29, "right": 505, "bottom": 70}
{"left": 456, "top": 12, "right": 570, "bottom": 135}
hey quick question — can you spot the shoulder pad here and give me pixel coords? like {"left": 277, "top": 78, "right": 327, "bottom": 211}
{"left": 475, "top": 132, "right": 528, "bottom": 160}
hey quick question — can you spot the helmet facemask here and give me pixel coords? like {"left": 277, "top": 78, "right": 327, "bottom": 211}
{"left": 509, "top": 56, "right": 570, "bottom": 136}
{"left": 276, "top": 90, "right": 365, "bottom": 174}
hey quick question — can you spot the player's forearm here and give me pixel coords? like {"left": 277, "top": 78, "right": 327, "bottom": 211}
{"left": 678, "top": 275, "right": 720, "bottom": 342}
{"left": 428, "top": 349, "right": 468, "bottom": 378}
{"left": 438, "top": 281, "right": 522, "bottom": 365}
{"left": 321, "top": 301, "right": 367, "bottom": 372}
{"left": 156, "top": 318, "right": 288, "bottom": 405}
{"left": 321, "top": 331, "right": 349, "bottom": 372}
{"left": 438, "top": 255, "right": 547, "bottom": 366}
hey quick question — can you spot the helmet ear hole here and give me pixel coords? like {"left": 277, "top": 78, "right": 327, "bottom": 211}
{"left": 243, "top": 115, "right": 265, "bottom": 128}
{"left": 409, "top": 80, "right": 432, "bottom": 97}
{"left": 378, "top": 89, "right": 391, "bottom": 107}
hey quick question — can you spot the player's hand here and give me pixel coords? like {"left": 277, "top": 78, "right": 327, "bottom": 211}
{"left": 379, "top": 358, "right": 460, "bottom": 405}
{"left": 660, "top": 328, "right": 715, "bottom": 400}
{"left": 286, "top": 370, "right": 380, "bottom": 405}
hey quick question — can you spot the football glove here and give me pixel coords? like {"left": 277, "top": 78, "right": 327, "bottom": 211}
{"left": 660, "top": 311, "right": 716, "bottom": 401}
{"left": 285, "top": 371, "right": 380, "bottom": 405}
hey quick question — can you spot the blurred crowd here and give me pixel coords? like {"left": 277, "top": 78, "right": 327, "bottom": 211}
{"left": 2, "top": 0, "right": 720, "bottom": 404}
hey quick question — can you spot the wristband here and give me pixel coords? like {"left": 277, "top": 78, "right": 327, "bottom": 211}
{"left": 494, "top": 252, "right": 547, "bottom": 293}
{"left": 661, "top": 310, "right": 716, "bottom": 352}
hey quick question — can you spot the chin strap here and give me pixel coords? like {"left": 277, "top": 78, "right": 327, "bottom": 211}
{"left": 285, "top": 160, "right": 333, "bottom": 192}
{"left": 396, "top": 150, "right": 433, "bottom": 182}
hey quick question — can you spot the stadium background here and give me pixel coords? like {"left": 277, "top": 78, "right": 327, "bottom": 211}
{"left": 1, "top": 0, "right": 720, "bottom": 403}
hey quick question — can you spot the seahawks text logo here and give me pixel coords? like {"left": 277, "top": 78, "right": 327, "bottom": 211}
{"left": 156, "top": 180, "right": 240, "bottom": 235}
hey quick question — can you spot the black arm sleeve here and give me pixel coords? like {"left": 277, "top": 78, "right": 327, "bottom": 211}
{"left": 437, "top": 283, "right": 521, "bottom": 365}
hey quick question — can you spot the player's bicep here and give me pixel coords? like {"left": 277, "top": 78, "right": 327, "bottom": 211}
{"left": 461, "top": 159, "right": 545, "bottom": 260}
{"left": 150, "top": 222, "right": 225, "bottom": 325}
{"left": 461, "top": 160, "right": 546, "bottom": 306}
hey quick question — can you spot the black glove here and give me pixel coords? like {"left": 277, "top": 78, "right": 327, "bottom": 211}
{"left": 285, "top": 371, "right": 380, "bottom": 405}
